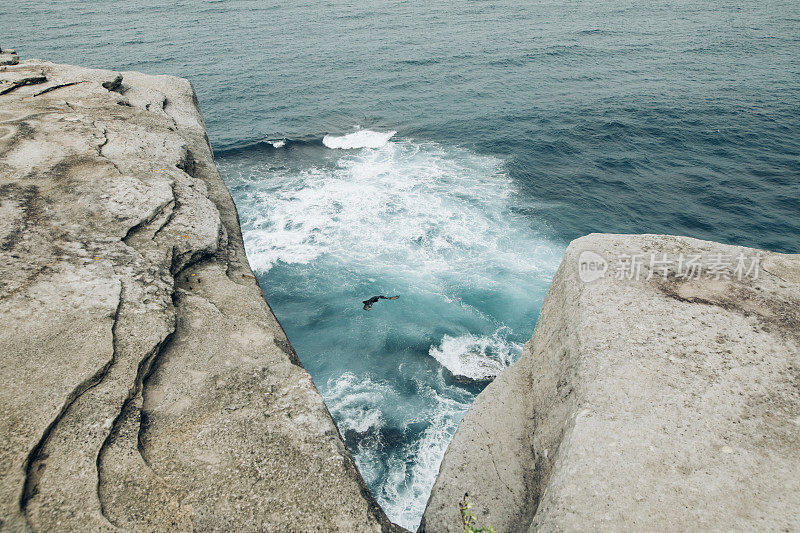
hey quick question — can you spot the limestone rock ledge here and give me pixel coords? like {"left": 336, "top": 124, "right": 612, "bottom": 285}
{"left": 421, "top": 234, "right": 799, "bottom": 532}
{"left": 0, "top": 56, "right": 400, "bottom": 531}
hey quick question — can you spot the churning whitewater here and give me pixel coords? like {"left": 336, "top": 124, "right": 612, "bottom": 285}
{"left": 217, "top": 130, "right": 561, "bottom": 529}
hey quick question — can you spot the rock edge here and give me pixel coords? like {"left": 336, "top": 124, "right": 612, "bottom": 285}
{"left": 0, "top": 55, "right": 403, "bottom": 532}
{"left": 422, "top": 233, "right": 799, "bottom": 532}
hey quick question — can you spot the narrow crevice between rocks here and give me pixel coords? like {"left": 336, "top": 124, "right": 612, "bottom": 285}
{"left": 122, "top": 196, "right": 176, "bottom": 244}
{"left": 19, "top": 283, "right": 124, "bottom": 522}
{"left": 96, "top": 328, "right": 176, "bottom": 526}
{"left": 92, "top": 125, "right": 123, "bottom": 176}
{"left": 170, "top": 142, "right": 253, "bottom": 289}
{"left": 170, "top": 247, "right": 215, "bottom": 278}
{"left": 175, "top": 147, "right": 197, "bottom": 180}
{"left": 133, "top": 274, "right": 196, "bottom": 467}
{"left": 153, "top": 183, "right": 180, "bottom": 240}
{"left": 0, "top": 74, "right": 47, "bottom": 96}
{"left": 33, "top": 81, "right": 83, "bottom": 97}
{"left": 95, "top": 127, "right": 110, "bottom": 155}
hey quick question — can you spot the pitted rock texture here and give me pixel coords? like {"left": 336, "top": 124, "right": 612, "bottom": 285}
{"left": 0, "top": 57, "right": 400, "bottom": 532}
{"left": 421, "top": 234, "right": 800, "bottom": 532}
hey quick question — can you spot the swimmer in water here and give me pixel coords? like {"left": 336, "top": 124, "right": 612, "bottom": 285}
{"left": 362, "top": 295, "right": 399, "bottom": 311}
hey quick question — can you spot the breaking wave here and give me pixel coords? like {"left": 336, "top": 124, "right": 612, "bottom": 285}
{"left": 322, "top": 129, "right": 397, "bottom": 149}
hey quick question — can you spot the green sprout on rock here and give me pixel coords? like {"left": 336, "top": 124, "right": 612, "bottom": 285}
{"left": 459, "top": 493, "right": 496, "bottom": 533}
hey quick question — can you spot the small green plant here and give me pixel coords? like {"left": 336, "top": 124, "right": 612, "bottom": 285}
{"left": 459, "top": 493, "right": 496, "bottom": 533}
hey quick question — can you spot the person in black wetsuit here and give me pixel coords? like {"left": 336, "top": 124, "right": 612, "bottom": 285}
{"left": 362, "top": 295, "right": 399, "bottom": 310}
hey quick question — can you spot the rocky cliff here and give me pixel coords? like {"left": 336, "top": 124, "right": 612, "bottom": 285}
{"left": 421, "top": 234, "right": 799, "bottom": 531}
{"left": 4, "top": 49, "right": 798, "bottom": 533}
{"left": 0, "top": 51, "right": 400, "bottom": 531}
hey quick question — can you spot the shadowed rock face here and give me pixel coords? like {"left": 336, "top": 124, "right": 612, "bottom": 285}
{"left": 421, "top": 234, "right": 800, "bottom": 532}
{"left": 0, "top": 57, "right": 402, "bottom": 532}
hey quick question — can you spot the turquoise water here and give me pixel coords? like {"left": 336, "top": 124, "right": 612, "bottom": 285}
{"left": 6, "top": 0, "right": 799, "bottom": 528}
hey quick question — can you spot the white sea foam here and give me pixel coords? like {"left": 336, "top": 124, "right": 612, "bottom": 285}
{"left": 322, "top": 129, "right": 396, "bottom": 149}
{"left": 217, "top": 136, "right": 562, "bottom": 530}
{"left": 321, "top": 371, "right": 473, "bottom": 530}
{"left": 323, "top": 372, "right": 396, "bottom": 487}
{"left": 428, "top": 327, "right": 522, "bottom": 381}
{"left": 377, "top": 382, "right": 471, "bottom": 530}
{"left": 227, "top": 138, "right": 562, "bottom": 282}
{"left": 324, "top": 373, "right": 394, "bottom": 438}
{"left": 268, "top": 139, "right": 286, "bottom": 148}
{"left": 325, "top": 372, "right": 395, "bottom": 428}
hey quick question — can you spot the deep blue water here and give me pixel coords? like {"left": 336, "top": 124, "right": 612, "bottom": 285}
{"left": 5, "top": 0, "right": 799, "bottom": 528}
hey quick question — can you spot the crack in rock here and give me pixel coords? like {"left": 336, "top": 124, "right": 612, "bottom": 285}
{"left": 20, "top": 283, "right": 123, "bottom": 521}
{"left": 0, "top": 74, "right": 47, "bottom": 96}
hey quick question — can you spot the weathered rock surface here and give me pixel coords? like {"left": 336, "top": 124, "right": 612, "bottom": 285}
{"left": 0, "top": 49, "right": 18, "bottom": 67}
{"left": 422, "top": 234, "right": 800, "bottom": 532}
{"left": 0, "top": 56, "right": 401, "bottom": 531}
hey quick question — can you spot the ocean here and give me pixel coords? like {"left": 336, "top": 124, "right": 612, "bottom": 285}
{"left": 5, "top": 0, "right": 798, "bottom": 528}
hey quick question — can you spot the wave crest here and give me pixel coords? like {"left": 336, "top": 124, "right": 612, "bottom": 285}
{"left": 322, "top": 129, "right": 396, "bottom": 149}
